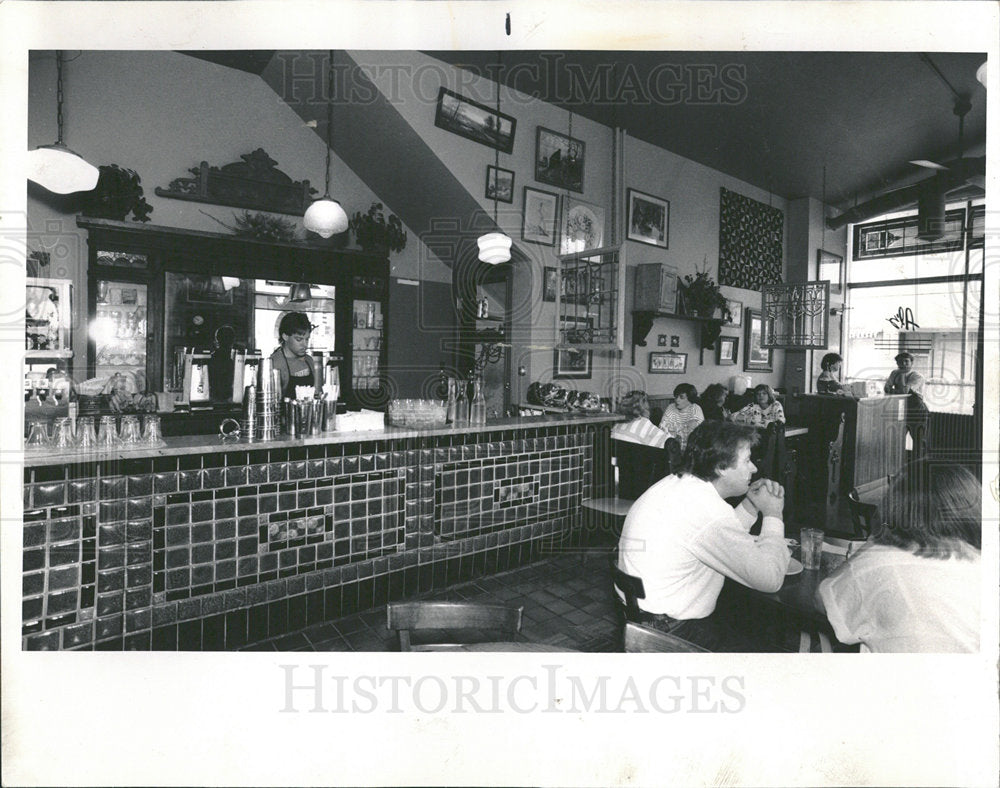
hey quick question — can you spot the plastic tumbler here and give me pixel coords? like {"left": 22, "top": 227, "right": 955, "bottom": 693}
{"left": 52, "top": 416, "right": 77, "bottom": 449}
{"left": 76, "top": 417, "right": 98, "bottom": 450}
{"left": 97, "top": 415, "right": 119, "bottom": 448}
{"left": 800, "top": 528, "right": 824, "bottom": 570}
{"left": 119, "top": 415, "right": 142, "bottom": 445}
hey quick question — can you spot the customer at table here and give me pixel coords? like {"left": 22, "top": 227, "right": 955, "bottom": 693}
{"left": 617, "top": 421, "right": 789, "bottom": 651}
{"left": 731, "top": 383, "right": 785, "bottom": 427}
{"left": 269, "top": 312, "right": 315, "bottom": 400}
{"left": 610, "top": 390, "right": 670, "bottom": 448}
{"left": 657, "top": 383, "right": 704, "bottom": 451}
{"left": 818, "top": 460, "right": 981, "bottom": 652}
{"left": 700, "top": 383, "right": 731, "bottom": 421}
{"left": 817, "top": 352, "right": 852, "bottom": 396}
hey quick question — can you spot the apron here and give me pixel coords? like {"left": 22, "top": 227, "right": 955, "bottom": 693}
{"left": 277, "top": 351, "right": 314, "bottom": 399}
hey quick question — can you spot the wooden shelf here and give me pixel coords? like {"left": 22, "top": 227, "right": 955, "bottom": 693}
{"left": 630, "top": 310, "right": 724, "bottom": 365}
{"left": 25, "top": 349, "right": 74, "bottom": 360}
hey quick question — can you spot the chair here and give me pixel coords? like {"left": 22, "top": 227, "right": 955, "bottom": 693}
{"left": 611, "top": 560, "right": 646, "bottom": 623}
{"left": 582, "top": 438, "right": 678, "bottom": 521}
{"left": 847, "top": 475, "right": 889, "bottom": 539}
{"left": 386, "top": 601, "right": 523, "bottom": 651}
{"left": 623, "top": 621, "right": 711, "bottom": 653}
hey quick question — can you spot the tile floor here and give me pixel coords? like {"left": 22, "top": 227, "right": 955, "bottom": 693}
{"left": 241, "top": 548, "right": 622, "bottom": 652}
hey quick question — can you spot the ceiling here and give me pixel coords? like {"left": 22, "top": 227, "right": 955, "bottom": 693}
{"left": 183, "top": 49, "right": 987, "bottom": 210}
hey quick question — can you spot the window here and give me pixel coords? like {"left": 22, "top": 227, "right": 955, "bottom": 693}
{"left": 844, "top": 201, "right": 983, "bottom": 415}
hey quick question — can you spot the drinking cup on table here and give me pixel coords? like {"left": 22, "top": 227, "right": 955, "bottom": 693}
{"left": 800, "top": 528, "right": 824, "bottom": 570}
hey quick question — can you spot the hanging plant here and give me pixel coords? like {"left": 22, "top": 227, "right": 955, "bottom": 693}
{"left": 81, "top": 164, "right": 153, "bottom": 222}
{"left": 681, "top": 256, "right": 731, "bottom": 320}
{"left": 349, "top": 202, "right": 406, "bottom": 254}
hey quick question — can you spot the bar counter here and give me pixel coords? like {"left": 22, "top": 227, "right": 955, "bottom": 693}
{"left": 22, "top": 413, "right": 620, "bottom": 650}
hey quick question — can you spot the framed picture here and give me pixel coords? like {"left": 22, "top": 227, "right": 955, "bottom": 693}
{"left": 817, "top": 248, "right": 844, "bottom": 295}
{"left": 542, "top": 266, "right": 558, "bottom": 302}
{"left": 485, "top": 165, "right": 515, "bottom": 204}
{"left": 717, "top": 335, "right": 739, "bottom": 366}
{"left": 535, "top": 126, "right": 585, "bottom": 193}
{"left": 743, "top": 308, "right": 773, "bottom": 372}
{"left": 554, "top": 316, "right": 593, "bottom": 379}
{"left": 434, "top": 87, "right": 517, "bottom": 154}
{"left": 725, "top": 299, "right": 743, "bottom": 326}
{"left": 560, "top": 266, "right": 589, "bottom": 304}
{"left": 560, "top": 197, "right": 605, "bottom": 255}
{"left": 626, "top": 188, "right": 670, "bottom": 248}
{"left": 522, "top": 186, "right": 559, "bottom": 246}
{"left": 648, "top": 351, "right": 687, "bottom": 374}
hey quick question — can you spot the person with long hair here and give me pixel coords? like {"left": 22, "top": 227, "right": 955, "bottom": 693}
{"left": 818, "top": 459, "right": 981, "bottom": 652}
{"left": 700, "top": 382, "right": 731, "bottom": 421}
{"left": 731, "top": 383, "right": 785, "bottom": 427}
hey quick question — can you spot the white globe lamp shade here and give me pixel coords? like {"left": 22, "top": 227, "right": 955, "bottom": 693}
{"left": 477, "top": 231, "right": 512, "bottom": 264}
{"left": 27, "top": 144, "right": 100, "bottom": 195}
{"left": 303, "top": 197, "right": 349, "bottom": 238}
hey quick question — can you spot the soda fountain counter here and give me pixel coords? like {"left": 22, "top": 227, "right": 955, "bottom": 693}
{"left": 20, "top": 412, "right": 621, "bottom": 650}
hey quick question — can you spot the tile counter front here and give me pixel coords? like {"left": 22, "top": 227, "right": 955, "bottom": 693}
{"left": 21, "top": 414, "right": 619, "bottom": 650}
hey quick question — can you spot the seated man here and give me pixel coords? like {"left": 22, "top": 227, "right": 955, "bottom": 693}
{"left": 616, "top": 421, "right": 789, "bottom": 651}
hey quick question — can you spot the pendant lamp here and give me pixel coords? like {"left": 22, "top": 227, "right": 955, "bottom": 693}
{"left": 27, "top": 51, "right": 100, "bottom": 195}
{"left": 303, "top": 50, "right": 349, "bottom": 238}
{"left": 288, "top": 282, "right": 313, "bottom": 303}
{"left": 477, "top": 53, "right": 512, "bottom": 264}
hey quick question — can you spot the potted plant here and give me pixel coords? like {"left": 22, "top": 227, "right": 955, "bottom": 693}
{"left": 80, "top": 164, "right": 153, "bottom": 222}
{"left": 349, "top": 202, "right": 406, "bottom": 254}
{"left": 681, "top": 258, "right": 731, "bottom": 321}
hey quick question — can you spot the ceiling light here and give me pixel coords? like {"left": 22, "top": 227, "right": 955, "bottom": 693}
{"left": 288, "top": 282, "right": 313, "bottom": 303}
{"left": 27, "top": 51, "right": 100, "bottom": 195}
{"left": 477, "top": 52, "right": 511, "bottom": 265}
{"left": 303, "top": 50, "right": 349, "bottom": 239}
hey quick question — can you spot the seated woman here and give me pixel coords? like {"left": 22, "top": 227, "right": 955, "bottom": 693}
{"left": 610, "top": 390, "right": 669, "bottom": 448}
{"left": 731, "top": 383, "right": 785, "bottom": 427}
{"left": 657, "top": 382, "right": 704, "bottom": 451}
{"left": 817, "top": 352, "right": 852, "bottom": 396}
{"left": 700, "top": 383, "right": 731, "bottom": 421}
{"left": 818, "top": 460, "right": 981, "bottom": 652}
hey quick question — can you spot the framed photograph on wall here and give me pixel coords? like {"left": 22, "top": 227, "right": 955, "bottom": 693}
{"left": 626, "top": 188, "right": 670, "bottom": 248}
{"left": 717, "top": 336, "right": 739, "bottom": 365}
{"left": 554, "top": 316, "right": 593, "bottom": 379}
{"left": 542, "top": 267, "right": 558, "bottom": 302}
{"left": 725, "top": 299, "right": 743, "bottom": 327}
{"left": 648, "top": 351, "right": 687, "bottom": 374}
{"left": 743, "top": 308, "right": 773, "bottom": 371}
{"left": 535, "top": 126, "right": 585, "bottom": 193}
{"left": 434, "top": 87, "right": 516, "bottom": 153}
{"left": 560, "top": 197, "right": 605, "bottom": 255}
{"left": 522, "top": 186, "right": 559, "bottom": 246}
{"left": 485, "top": 165, "right": 515, "bottom": 203}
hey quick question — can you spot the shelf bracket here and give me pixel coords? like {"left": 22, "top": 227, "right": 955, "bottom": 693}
{"left": 630, "top": 311, "right": 656, "bottom": 365}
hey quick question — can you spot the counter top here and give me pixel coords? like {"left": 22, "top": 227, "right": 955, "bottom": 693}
{"left": 23, "top": 412, "right": 622, "bottom": 467}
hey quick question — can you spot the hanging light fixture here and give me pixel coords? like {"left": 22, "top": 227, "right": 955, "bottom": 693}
{"left": 477, "top": 51, "right": 512, "bottom": 264}
{"left": 303, "top": 50, "right": 349, "bottom": 238}
{"left": 27, "top": 51, "right": 100, "bottom": 195}
{"left": 288, "top": 282, "right": 313, "bottom": 303}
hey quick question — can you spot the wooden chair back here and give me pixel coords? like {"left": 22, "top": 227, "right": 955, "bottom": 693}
{"left": 611, "top": 559, "right": 647, "bottom": 622}
{"left": 623, "top": 622, "right": 710, "bottom": 652}
{"left": 386, "top": 601, "right": 523, "bottom": 651}
{"left": 613, "top": 438, "right": 677, "bottom": 501}
{"left": 848, "top": 475, "right": 888, "bottom": 538}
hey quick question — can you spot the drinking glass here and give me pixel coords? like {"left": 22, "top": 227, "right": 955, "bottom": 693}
{"left": 800, "top": 528, "right": 824, "bottom": 570}
{"left": 142, "top": 415, "right": 165, "bottom": 446}
{"left": 52, "top": 417, "right": 77, "bottom": 449}
{"left": 76, "top": 417, "right": 98, "bottom": 450}
{"left": 97, "top": 415, "right": 119, "bottom": 448}
{"left": 119, "top": 415, "right": 142, "bottom": 445}
{"left": 25, "top": 421, "right": 50, "bottom": 449}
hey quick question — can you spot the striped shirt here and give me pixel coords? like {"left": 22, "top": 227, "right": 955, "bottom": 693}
{"left": 657, "top": 403, "right": 705, "bottom": 450}
{"left": 611, "top": 417, "right": 669, "bottom": 449}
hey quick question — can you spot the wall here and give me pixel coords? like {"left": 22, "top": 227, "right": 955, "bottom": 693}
{"left": 27, "top": 50, "right": 450, "bottom": 381}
